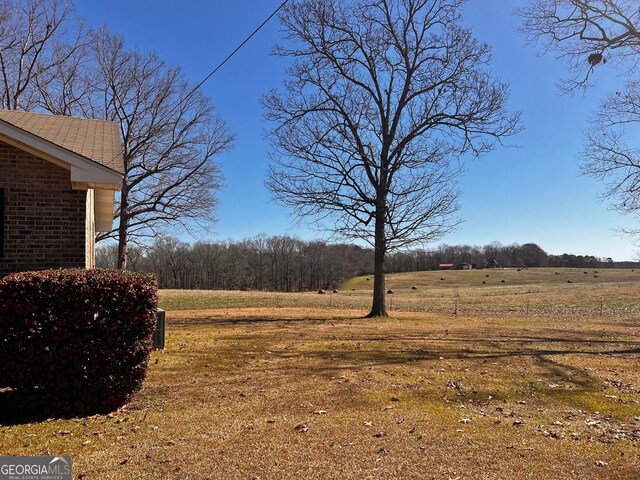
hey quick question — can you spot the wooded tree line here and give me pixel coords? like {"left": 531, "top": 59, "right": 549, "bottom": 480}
{"left": 386, "top": 242, "right": 620, "bottom": 272}
{"left": 97, "top": 237, "right": 627, "bottom": 291}
{"left": 97, "top": 236, "right": 372, "bottom": 291}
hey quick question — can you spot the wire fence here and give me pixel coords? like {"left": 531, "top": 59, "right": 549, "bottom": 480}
{"left": 162, "top": 289, "right": 640, "bottom": 318}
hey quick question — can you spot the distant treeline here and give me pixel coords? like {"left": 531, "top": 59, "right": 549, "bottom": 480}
{"left": 96, "top": 237, "right": 638, "bottom": 291}
{"left": 386, "top": 242, "right": 637, "bottom": 272}
{"left": 97, "top": 236, "right": 372, "bottom": 291}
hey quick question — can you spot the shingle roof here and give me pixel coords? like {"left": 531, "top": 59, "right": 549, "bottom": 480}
{"left": 0, "top": 110, "right": 124, "bottom": 174}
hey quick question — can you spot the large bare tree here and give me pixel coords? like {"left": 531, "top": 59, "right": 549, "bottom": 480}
{"left": 518, "top": 0, "right": 640, "bottom": 241}
{"left": 88, "top": 31, "right": 234, "bottom": 269}
{"left": 264, "top": 0, "right": 520, "bottom": 316}
{"left": 37, "top": 29, "right": 234, "bottom": 269}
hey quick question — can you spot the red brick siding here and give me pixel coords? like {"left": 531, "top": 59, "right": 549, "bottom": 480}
{"left": 0, "top": 141, "right": 87, "bottom": 277}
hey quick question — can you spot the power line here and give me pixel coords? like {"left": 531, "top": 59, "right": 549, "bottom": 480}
{"left": 110, "top": 0, "right": 288, "bottom": 166}
{"left": 166, "top": 0, "right": 289, "bottom": 120}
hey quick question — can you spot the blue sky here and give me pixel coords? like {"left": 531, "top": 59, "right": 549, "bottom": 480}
{"left": 76, "top": 1, "right": 638, "bottom": 261}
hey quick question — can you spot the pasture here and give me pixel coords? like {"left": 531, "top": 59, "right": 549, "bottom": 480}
{"left": 1, "top": 268, "right": 639, "bottom": 479}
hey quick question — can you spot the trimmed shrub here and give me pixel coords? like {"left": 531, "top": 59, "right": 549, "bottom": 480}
{"left": 0, "top": 268, "right": 158, "bottom": 415}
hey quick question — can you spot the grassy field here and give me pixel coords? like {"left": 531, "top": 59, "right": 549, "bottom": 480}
{"left": 1, "top": 268, "right": 639, "bottom": 479}
{"left": 160, "top": 267, "right": 640, "bottom": 315}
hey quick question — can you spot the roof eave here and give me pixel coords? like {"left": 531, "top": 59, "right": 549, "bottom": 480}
{"left": 0, "top": 119, "right": 123, "bottom": 190}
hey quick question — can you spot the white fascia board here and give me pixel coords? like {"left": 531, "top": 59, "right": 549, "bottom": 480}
{"left": 0, "top": 120, "right": 122, "bottom": 189}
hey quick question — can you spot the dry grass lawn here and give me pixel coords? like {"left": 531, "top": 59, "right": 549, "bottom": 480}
{"left": 1, "top": 268, "right": 639, "bottom": 479}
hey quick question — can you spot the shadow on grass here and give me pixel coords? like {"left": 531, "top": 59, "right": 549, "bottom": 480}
{"left": 159, "top": 313, "right": 640, "bottom": 413}
{"left": 259, "top": 342, "right": 640, "bottom": 370}
{"left": 169, "top": 315, "right": 347, "bottom": 327}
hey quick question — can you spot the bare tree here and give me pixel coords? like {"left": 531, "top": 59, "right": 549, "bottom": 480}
{"left": 518, "top": 0, "right": 640, "bottom": 92}
{"left": 0, "top": 0, "right": 83, "bottom": 110}
{"left": 264, "top": 0, "right": 520, "bottom": 316}
{"left": 81, "top": 30, "right": 234, "bottom": 269}
{"left": 518, "top": 1, "right": 640, "bottom": 241}
{"left": 581, "top": 82, "right": 640, "bottom": 231}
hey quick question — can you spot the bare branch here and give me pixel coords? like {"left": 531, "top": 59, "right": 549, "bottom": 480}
{"left": 265, "top": 0, "right": 520, "bottom": 316}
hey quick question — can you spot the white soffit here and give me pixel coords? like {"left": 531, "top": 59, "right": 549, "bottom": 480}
{"left": 94, "top": 189, "right": 115, "bottom": 232}
{"left": 0, "top": 120, "right": 122, "bottom": 190}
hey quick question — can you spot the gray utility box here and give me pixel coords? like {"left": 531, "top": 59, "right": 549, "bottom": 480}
{"left": 153, "top": 308, "right": 166, "bottom": 349}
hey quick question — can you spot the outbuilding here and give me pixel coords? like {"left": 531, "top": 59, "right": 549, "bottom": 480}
{"left": 0, "top": 110, "right": 123, "bottom": 277}
{"left": 454, "top": 263, "right": 474, "bottom": 270}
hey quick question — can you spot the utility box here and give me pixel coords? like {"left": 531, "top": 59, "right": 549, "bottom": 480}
{"left": 153, "top": 308, "right": 166, "bottom": 349}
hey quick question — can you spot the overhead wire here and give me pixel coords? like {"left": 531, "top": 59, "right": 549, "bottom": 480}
{"left": 165, "top": 0, "right": 289, "bottom": 120}
{"left": 111, "top": 0, "right": 289, "bottom": 163}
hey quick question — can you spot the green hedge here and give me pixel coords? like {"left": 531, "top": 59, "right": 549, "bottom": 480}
{"left": 0, "top": 268, "right": 158, "bottom": 415}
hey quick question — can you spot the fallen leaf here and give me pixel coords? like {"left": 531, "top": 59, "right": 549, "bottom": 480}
{"left": 364, "top": 421, "right": 373, "bottom": 427}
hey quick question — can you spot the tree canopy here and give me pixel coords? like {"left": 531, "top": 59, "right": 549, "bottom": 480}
{"left": 265, "top": 0, "right": 520, "bottom": 316}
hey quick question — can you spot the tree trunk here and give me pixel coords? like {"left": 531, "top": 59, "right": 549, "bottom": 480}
{"left": 117, "top": 188, "right": 129, "bottom": 270}
{"left": 367, "top": 201, "right": 388, "bottom": 317}
{"left": 117, "top": 220, "right": 128, "bottom": 269}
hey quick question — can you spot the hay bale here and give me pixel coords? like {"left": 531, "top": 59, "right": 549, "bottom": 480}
{"left": 411, "top": 286, "right": 417, "bottom": 290}
{"left": 318, "top": 289, "right": 325, "bottom": 294}
{"left": 485, "top": 274, "right": 490, "bottom": 277}
{"left": 387, "top": 289, "right": 394, "bottom": 294}
{"left": 440, "top": 277, "right": 445, "bottom": 281}
{"left": 567, "top": 280, "right": 573, "bottom": 284}
{"left": 482, "top": 281, "right": 486, "bottom": 284}
{"left": 332, "top": 289, "right": 339, "bottom": 293}
{"left": 501, "top": 279, "right": 506, "bottom": 283}
{"left": 594, "top": 275, "right": 598, "bottom": 278}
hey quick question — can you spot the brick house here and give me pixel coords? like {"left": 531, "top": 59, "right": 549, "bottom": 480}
{"left": 0, "top": 110, "right": 123, "bottom": 278}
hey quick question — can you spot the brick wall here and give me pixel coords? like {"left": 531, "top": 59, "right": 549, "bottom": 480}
{"left": 0, "top": 141, "right": 87, "bottom": 277}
